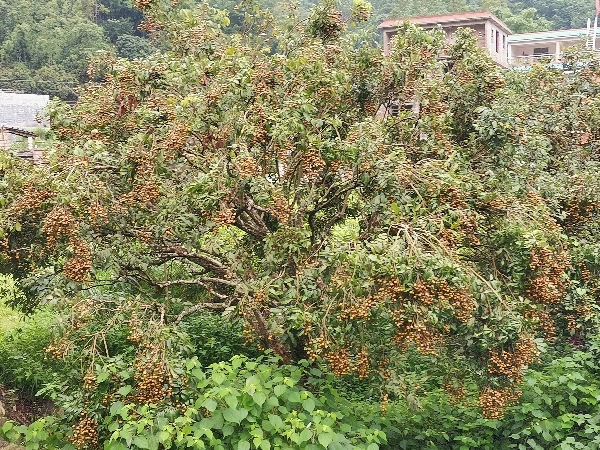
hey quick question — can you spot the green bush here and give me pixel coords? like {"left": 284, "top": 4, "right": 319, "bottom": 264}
{"left": 179, "top": 314, "right": 262, "bottom": 367}
{"left": 2, "top": 356, "right": 387, "bottom": 450}
{"left": 0, "top": 309, "right": 64, "bottom": 395}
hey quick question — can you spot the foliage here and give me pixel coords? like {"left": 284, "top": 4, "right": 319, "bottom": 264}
{"left": 2, "top": 0, "right": 600, "bottom": 405}
{"left": 2, "top": 356, "right": 387, "bottom": 450}
{"left": 0, "top": 306, "right": 62, "bottom": 395}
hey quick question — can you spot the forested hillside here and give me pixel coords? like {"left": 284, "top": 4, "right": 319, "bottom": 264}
{"left": 0, "top": 0, "right": 597, "bottom": 100}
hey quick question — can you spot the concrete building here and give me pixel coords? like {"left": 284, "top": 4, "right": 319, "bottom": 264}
{"left": 508, "top": 28, "right": 593, "bottom": 66}
{"left": 0, "top": 90, "right": 49, "bottom": 153}
{"left": 379, "top": 11, "right": 513, "bottom": 67}
{"left": 380, "top": 11, "right": 597, "bottom": 69}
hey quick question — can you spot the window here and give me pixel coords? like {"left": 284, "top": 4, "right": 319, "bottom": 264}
{"left": 533, "top": 47, "right": 549, "bottom": 55}
{"left": 503, "top": 34, "right": 506, "bottom": 49}
{"left": 496, "top": 31, "right": 499, "bottom": 53}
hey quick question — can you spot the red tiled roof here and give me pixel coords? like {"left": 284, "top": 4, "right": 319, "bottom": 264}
{"left": 379, "top": 11, "right": 511, "bottom": 34}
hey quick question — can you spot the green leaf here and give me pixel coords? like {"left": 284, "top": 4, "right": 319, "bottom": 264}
{"left": 117, "top": 385, "right": 132, "bottom": 396}
{"left": 268, "top": 414, "right": 284, "bottom": 430}
{"left": 367, "top": 444, "right": 379, "bottom": 450}
{"left": 252, "top": 392, "right": 267, "bottom": 406}
{"left": 97, "top": 372, "right": 110, "bottom": 383}
{"left": 238, "top": 441, "right": 251, "bottom": 450}
{"left": 303, "top": 398, "right": 316, "bottom": 413}
{"left": 223, "top": 408, "right": 248, "bottom": 424}
{"left": 132, "top": 435, "right": 149, "bottom": 449}
{"left": 202, "top": 398, "right": 218, "bottom": 412}
{"left": 299, "top": 428, "right": 313, "bottom": 443}
{"left": 14, "top": 222, "right": 21, "bottom": 232}
{"left": 317, "top": 431, "right": 336, "bottom": 448}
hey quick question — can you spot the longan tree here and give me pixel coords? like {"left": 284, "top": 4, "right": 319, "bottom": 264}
{"left": 1, "top": 0, "right": 600, "bottom": 421}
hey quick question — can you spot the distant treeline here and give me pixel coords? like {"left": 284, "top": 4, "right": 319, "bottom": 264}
{"left": 0, "top": 0, "right": 594, "bottom": 100}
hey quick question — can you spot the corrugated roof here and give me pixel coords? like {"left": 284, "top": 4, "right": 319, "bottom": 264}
{"left": 379, "top": 11, "right": 512, "bottom": 34}
{"left": 508, "top": 28, "right": 587, "bottom": 43}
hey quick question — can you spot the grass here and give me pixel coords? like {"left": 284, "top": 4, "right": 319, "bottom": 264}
{"left": 0, "top": 275, "right": 24, "bottom": 336}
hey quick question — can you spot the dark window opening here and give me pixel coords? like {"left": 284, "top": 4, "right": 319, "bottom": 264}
{"left": 496, "top": 31, "right": 499, "bottom": 53}
{"left": 533, "top": 47, "right": 549, "bottom": 55}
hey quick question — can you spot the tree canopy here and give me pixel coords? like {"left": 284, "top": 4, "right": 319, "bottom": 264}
{"left": 1, "top": 0, "right": 599, "bottom": 425}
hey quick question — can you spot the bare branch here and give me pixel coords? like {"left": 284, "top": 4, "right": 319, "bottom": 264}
{"left": 174, "top": 301, "right": 232, "bottom": 324}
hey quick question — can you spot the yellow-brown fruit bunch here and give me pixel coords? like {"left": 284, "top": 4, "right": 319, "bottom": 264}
{"left": 524, "top": 310, "right": 556, "bottom": 340}
{"left": 353, "top": 348, "right": 370, "bottom": 379}
{"left": 271, "top": 195, "right": 291, "bottom": 225}
{"left": 306, "top": 335, "right": 327, "bottom": 361}
{"left": 44, "top": 337, "right": 71, "bottom": 360}
{"left": 302, "top": 150, "right": 326, "bottom": 182}
{"left": 119, "top": 180, "right": 161, "bottom": 206}
{"left": 237, "top": 157, "right": 261, "bottom": 178}
{"left": 393, "top": 323, "right": 443, "bottom": 356}
{"left": 161, "top": 123, "right": 190, "bottom": 159}
{"left": 89, "top": 203, "right": 108, "bottom": 226}
{"left": 440, "top": 185, "right": 468, "bottom": 210}
{"left": 372, "top": 277, "right": 404, "bottom": 304}
{"left": 488, "top": 338, "right": 539, "bottom": 382}
{"left": 12, "top": 184, "right": 54, "bottom": 216}
{"left": 64, "top": 238, "right": 92, "bottom": 282}
{"left": 339, "top": 296, "right": 377, "bottom": 321}
{"left": 478, "top": 387, "right": 521, "bottom": 420}
{"left": 527, "top": 248, "right": 570, "bottom": 305}
{"left": 138, "top": 18, "right": 162, "bottom": 33}
{"left": 437, "top": 281, "right": 476, "bottom": 323}
{"left": 41, "top": 206, "right": 77, "bottom": 247}
{"left": 134, "top": 356, "right": 172, "bottom": 405}
{"left": 215, "top": 205, "right": 236, "bottom": 226}
{"left": 411, "top": 280, "right": 435, "bottom": 306}
{"left": 70, "top": 414, "right": 99, "bottom": 449}
{"left": 83, "top": 372, "right": 97, "bottom": 391}
{"left": 325, "top": 347, "right": 351, "bottom": 377}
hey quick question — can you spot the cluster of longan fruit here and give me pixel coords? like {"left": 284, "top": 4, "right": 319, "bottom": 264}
{"left": 12, "top": 184, "right": 54, "bottom": 215}
{"left": 392, "top": 322, "right": 443, "bottom": 356}
{"left": 83, "top": 372, "right": 97, "bottom": 391}
{"left": 325, "top": 347, "right": 351, "bottom": 377}
{"left": 338, "top": 296, "right": 377, "bottom": 321}
{"left": 372, "top": 277, "right": 404, "bottom": 303}
{"left": 488, "top": 338, "right": 538, "bottom": 383}
{"left": 89, "top": 203, "right": 108, "bottom": 226}
{"left": 478, "top": 387, "right": 521, "bottom": 420}
{"left": 271, "top": 195, "right": 291, "bottom": 224}
{"left": 354, "top": 349, "right": 370, "bottom": 379}
{"left": 44, "top": 337, "right": 71, "bottom": 360}
{"left": 119, "top": 180, "right": 161, "bottom": 206}
{"left": 41, "top": 206, "right": 76, "bottom": 247}
{"left": 306, "top": 335, "right": 327, "bottom": 361}
{"left": 437, "top": 281, "right": 475, "bottom": 323}
{"left": 134, "top": 354, "right": 172, "bottom": 405}
{"left": 70, "top": 414, "right": 99, "bottom": 449}
{"left": 64, "top": 238, "right": 92, "bottom": 282}
{"left": 440, "top": 186, "right": 468, "bottom": 210}
{"left": 237, "top": 157, "right": 261, "bottom": 178}
{"left": 204, "top": 83, "right": 228, "bottom": 106}
{"left": 302, "top": 150, "right": 326, "bottom": 182}
{"left": 524, "top": 310, "right": 556, "bottom": 340}
{"left": 564, "top": 199, "right": 598, "bottom": 228}
{"left": 161, "top": 123, "right": 190, "bottom": 159}
{"left": 137, "top": 18, "right": 162, "bottom": 33}
{"left": 527, "top": 248, "right": 569, "bottom": 305}
{"left": 134, "top": 0, "right": 153, "bottom": 9}
{"left": 215, "top": 206, "right": 236, "bottom": 227}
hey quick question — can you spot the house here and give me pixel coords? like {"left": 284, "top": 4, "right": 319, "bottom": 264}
{"left": 379, "top": 11, "right": 512, "bottom": 67}
{"left": 0, "top": 90, "right": 49, "bottom": 161}
{"left": 508, "top": 28, "right": 595, "bottom": 66}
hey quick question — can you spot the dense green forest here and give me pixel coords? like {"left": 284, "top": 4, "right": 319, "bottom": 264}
{"left": 0, "top": 0, "right": 597, "bottom": 99}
